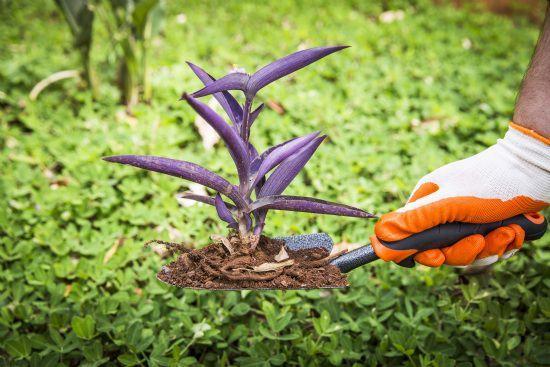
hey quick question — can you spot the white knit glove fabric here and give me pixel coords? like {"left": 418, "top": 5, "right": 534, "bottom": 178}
{"left": 404, "top": 126, "right": 550, "bottom": 212}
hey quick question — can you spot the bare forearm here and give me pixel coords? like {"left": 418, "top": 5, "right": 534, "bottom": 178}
{"left": 513, "top": 6, "right": 550, "bottom": 137}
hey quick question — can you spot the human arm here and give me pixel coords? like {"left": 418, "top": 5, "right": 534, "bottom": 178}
{"left": 373, "top": 8, "right": 550, "bottom": 268}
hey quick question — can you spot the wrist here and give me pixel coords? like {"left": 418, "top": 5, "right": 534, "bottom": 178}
{"left": 509, "top": 122, "right": 550, "bottom": 145}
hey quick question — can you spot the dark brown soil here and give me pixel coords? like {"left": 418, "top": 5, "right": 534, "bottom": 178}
{"left": 156, "top": 235, "right": 348, "bottom": 290}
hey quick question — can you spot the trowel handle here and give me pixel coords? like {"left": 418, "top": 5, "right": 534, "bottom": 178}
{"left": 330, "top": 213, "right": 547, "bottom": 273}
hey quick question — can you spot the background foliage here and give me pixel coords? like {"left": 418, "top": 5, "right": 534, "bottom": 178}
{"left": 1, "top": 0, "right": 549, "bottom": 365}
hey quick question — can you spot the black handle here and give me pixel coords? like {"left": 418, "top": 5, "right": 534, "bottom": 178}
{"left": 330, "top": 213, "right": 547, "bottom": 273}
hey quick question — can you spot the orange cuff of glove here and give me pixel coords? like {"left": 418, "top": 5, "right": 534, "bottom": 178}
{"left": 509, "top": 122, "right": 550, "bottom": 145}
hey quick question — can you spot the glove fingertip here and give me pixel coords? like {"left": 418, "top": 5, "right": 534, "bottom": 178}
{"left": 442, "top": 234, "right": 485, "bottom": 266}
{"left": 479, "top": 226, "right": 515, "bottom": 258}
{"left": 506, "top": 224, "right": 525, "bottom": 251}
{"left": 408, "top": 182, "right": 440, "bottom": 204}
{"left": 414, "top": 249, "right": 445, "bottom": 267}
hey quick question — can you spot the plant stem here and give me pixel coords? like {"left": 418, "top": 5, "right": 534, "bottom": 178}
{"left": 141, "top": 41, "right": 150, "bottom": 102}
{"left": 252, "top": 210, "right": 266, "bottom": 236}
{"left": 81, "top": 47, "right": 99, "bottom": 99}
{"left": 238, "top": 97, "right": 253, "bottom": 195}
{"left": 237, "top": 211, "right": 249, "bottom": 237}
{"left": 241, "top": 97, "right": 253, "bottom": 142}
{"left": 253, "top": 222, "right": 264, "bottom": 236}
{"left": 141, "top": 17, "right": 153, "bottom": 102}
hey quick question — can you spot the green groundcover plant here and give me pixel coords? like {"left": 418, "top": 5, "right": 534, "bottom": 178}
{"left": 1, "top": 0, "right": 549, "bottom": 366}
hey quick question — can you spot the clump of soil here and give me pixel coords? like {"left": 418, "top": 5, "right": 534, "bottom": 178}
{"left": 156, "top": 235, "right": 348, "bottom": 290}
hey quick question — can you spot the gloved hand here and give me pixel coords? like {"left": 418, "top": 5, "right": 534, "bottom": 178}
{"left": 372, "top": 122, "right": 549, "bottom": 268}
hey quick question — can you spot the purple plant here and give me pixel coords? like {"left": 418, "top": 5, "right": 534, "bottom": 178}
{"left": 104, "top": 46, "right": 374, "bottom": 241}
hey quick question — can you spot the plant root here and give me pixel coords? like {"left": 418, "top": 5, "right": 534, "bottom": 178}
{"left": 221, "top": 267, "right": 284, "bottom": 281}
{"left": 301, "top": 249, "right": 348, "bottom": 268}
{"left": 240, "top": 233, "right": 260, "bottom": 251}
{"left": 211, "top": 234, "right": 235, "bottom": 255}
{"left": 156, "top": 234, "right": 349, "bottom": 289}
{"left": 221, "top": 256, "right": 252, "bottom": 270}
{"left": 284, "top": 268, "right": 302, "bottom": 278}
{"left": 202, "top": 260, "right": 223, "bottom": 277}
{"left": 179, "top": 253, "right": 192, "bottom": 269}
{"left": 252, "top": 259, "right": 294, "bottom": 272}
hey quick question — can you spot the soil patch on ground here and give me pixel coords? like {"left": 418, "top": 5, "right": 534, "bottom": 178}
{"left": 156, "top": 235, "right": 348, "bottom": 290}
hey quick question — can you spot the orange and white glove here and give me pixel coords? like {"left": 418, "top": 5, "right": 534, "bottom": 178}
{"left": 373, "top": 122, "right": 549, "bottom": 268}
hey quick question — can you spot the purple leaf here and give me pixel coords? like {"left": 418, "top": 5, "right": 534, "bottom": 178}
{"left": 248, "top": 142, "right": 259, "bottom": 162}
{"left": 178, "top": 192, "right": 236, "bottom": 211}
{"left": 249, "top": 195, "right": 376, "bottom": 218}
{"left": 253, "top": 136, "right": 300, "bottom": 169}
{"left": 248, "top": 142, "right": 262, "bottom": 174}
{"left": 182, "top": 94, "right": 250, "bottom": 184}
{"left": 243, "top": 212, "right": 252, "bottom": 231}
{"left": 248, "top": 103, "right": 264, "bottom": 129}
{"left": 186, "top": 62, "right": 243, "bottom": 125}
{"left": 103, "top": 155, "right": 247, "bottom": 208}
{"left": 215, "top": 193, "right": 237, "bottom": 225}
{"left": 250, "top": 136, "right": 301, "bottom": 174}
{"left": 254, "top": 175, "right": 266, "bottom": 197}
{"left": 250, "top": 157, "right": 261, "bottom": 174}
{"left": 191, "top": 72, "right": 249, "bottom": 98}
{"left": 259, "top": 135, "right": 326, "bottom": 197}
{"left": 248, "top": 46, "right": 349, "bottom": 94}
{"left": 249, "top": 131, "right": 320, "bottom": 192}
{"left": 191, "top": 46, "right": 348, "bottom": 98}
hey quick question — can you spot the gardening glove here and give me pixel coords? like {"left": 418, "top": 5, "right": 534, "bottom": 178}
{"left": 372, "top": 122, "right": 549, "bottom": 268}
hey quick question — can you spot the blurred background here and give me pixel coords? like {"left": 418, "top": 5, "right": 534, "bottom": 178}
{"left": 1, "top": 0, "right": 549, "bottom": 365}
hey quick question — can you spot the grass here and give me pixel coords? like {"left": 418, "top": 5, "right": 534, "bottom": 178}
{"left": 1, "top": 0, "right": 549, "bottom": 365}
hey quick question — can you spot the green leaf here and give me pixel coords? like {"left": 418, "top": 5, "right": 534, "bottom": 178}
{"left": 118, "top": 353, "right": 140, "bottom": 366}
{"left": 539, "top": 297, "right": 550, "bottom": 317}
{"left": 232, "top": 303, "right": 251, "bottom": 316}
{"left": 48, "top": 326, "right": 64, "bottom": 347}
{"left": 132, "top": 0, "right": 160, "bottom": 37}
{"left": 54, "top": 0, "right": 94, "bottom": 48}
{"left": 314, "top": 310, "right": 332, "bottom": 335}
{"left": 4, "top": 336, "right": 31, "bottom": 358}
{"left": 83, "top": 340, "right": 103, "bottom": 361}
{"left": 71, "top": 315, "right": 96, "bottom": 340}
{"left": 507, "top": 336, "right": 520, "bottom": 351}
{"left": 192, "top": 322, "right": 212, "bottom": 339}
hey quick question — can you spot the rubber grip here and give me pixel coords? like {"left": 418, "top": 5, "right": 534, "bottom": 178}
{"left": 330, "top": 213, "right": 547, "bottom": 273}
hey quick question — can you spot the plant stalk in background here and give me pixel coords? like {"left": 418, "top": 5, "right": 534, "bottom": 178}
{"left": 55, "top": 0, "right": 163, "bottom": 107}
{"left": 104, "top": 0, "right": 163, "bottom": 108}
{"left": 55, "top": 0, "right": 99, "bottom": 98}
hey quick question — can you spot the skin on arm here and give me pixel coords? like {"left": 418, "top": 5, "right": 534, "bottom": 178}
{"left": 513, "top": 5, "right": 550, "bottom": 138}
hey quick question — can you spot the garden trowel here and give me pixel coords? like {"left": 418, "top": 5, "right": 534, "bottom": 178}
{"left": 158, "top": 213, "right": 546, "bottom": 290}
{"left": 283, "top": 212, "right": 547, "bottom": 274}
